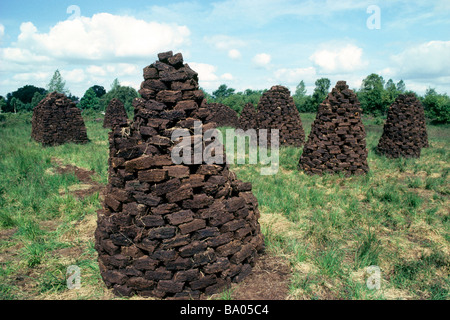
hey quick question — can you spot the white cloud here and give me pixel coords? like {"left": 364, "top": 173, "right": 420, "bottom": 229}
{"left": 12, "top": 72, "right": 51, "bottom": 82}
{"left": 0, "top": 24, "right": 4, "bottom": 40}
{"left": 205, "top": 34, "right": 246, "bottom": 51}
{"left": 0, "top": 13, "right": 192, "bottom": 97}
{"left": 189, "top": 62, "right": 219, "bottom": 82}
{"left": 273, "top": 67, "right": 317, "bottom": 83}
{"left": 121, "top": 81, "right": 140, "bottom": 91}
{"left": 391, "top": 41, "right": 450, "bottom": 78}
{"left": 252, "top": 53, "right": 271, "bottom": 67}
{"left": 62, "top": 69, "right": 86, "bottom": 83}
{"left": 86, "top": 65, "right": 107, "bottom": 77}
{"left": 310, "top": 44, "right": 367, "bottom": 74}
{"left": 221, "top": 73, "right": 234, "bottom": 80}
{"left": 9, "top": 13, "right": 190, "bottom": 62}
{"left": 188, "top": 63, "right": 234, "bottom": 91}
{"left": 0, "top": 47, "right": 51, "bottom": 65}
{"left": 228, "top": 49, "right": 241, "bottom": 60}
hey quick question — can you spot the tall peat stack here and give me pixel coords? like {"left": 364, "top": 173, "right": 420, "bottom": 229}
{"left": 238, "top": 102, "right": 257, "bottom": 131}
{"left": 256, "top": 85, "right": 305, "bottom": 147}
{"left": 95, "top": 51, "right": 264, "bottom": 299}
{"left": 31, "top": 91, "right": 89, "bottom": 146}
{"left": 299, "top": 81, "right": 369, "bottom": 175}
{"left": 376, "top": 93, "right": 428, "bottom": 158}
{"left": 103, "top": 98, "right": 129, "bottom": 129}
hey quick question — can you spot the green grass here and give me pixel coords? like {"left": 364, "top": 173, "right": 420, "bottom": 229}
{"left": 227, "top": 114, "right": 449, "bottom": 300}
{"left": 0, "top": 112, "right": 110, "bottom": 299}
{"left": 0, "top": 112, "right": 448, "bottom": 300}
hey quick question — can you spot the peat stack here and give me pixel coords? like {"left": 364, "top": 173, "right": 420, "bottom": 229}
{"left": 95, "top": 51, "right": 264, "bottom": 299}
{"left": 238, "top": 103, "right": 258, "bottom": 131}
{"left": 31, "top": 91, "right": 89, "bottom": 146}
{"left": 298, "top": 81, "right": 369, "bottom": 175}
{"left": 203, "top": 102, "right": 239, "bottom": 128}
{"left": 376, "top": 93, "right": 428, "bottom": 158}
{"left": 103, "top": 98, "right": 129, "bottom": 129}
{"left": 256, "top": 85, "right": 304, "bottom": 147}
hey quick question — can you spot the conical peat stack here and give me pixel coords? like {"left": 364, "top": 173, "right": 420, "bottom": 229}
{"left": 103, "top": 98, "right": 129, "bottom": 129}
{"left": 94, "top": 51, "right": 264, "bottom": 299}
{"left": 31, "top": 91, "right": 89, "bottom": 146}
{"left": 238, "top": 102, "right": 257, "bottom": 131}
{"left": 204, "top": 102, "right": 239, "bottom": 128}
{"left": 376, "top": 93, "right": 428, "bottom": 158}
{"left": 299, "top": 81, "right": 369, "bottom": 175}
{"left": 256, "top": 85, "right": 305, "bottom": 147}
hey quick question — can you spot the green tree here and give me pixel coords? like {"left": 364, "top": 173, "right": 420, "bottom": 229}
{"left": 0, "top": 96, "right": 7, "bottom": 113}
{"left": 422, "top": 88, "right": 450, "bottom": 124}
{"left": 396, "top": 80, "right": 406, "bottom": 93}
{"left": 4, "top": 85, "right": 46, "bottom": 112}
{"left": 9, "top": 97, "right": 25, "bottom": 113}
{"left": 207, "top": 87, "right": 265, "bottom": 115}
{"left": 310, "top": 78, "right": 331, "bottom": 112}
{"left": 383, "top": 79, "right": 400, "bottom": 109}
{"left": 213, "top": 84, "right": 235, "bottom": 100}
{"left": 30, "top": 91, "right": 46, "bottom": 109}
{"left": 7, "top": 85, "right": 46, "bottom": 104}
{"left": 90, "top": 85, "right": 106, "bottom": 98}
{"left": 294, "top": 80, "right": 307, "bottom": 97}
{"left": 47, "top": 69, "right": 69, "bottom": 94}
{"left": 79, "top": 88, "right": 100, "bottom": 110}
{"left": 358, "top": 73, "right": 386, "bottom": 115}
{"left": 110, "top": 78, "right": 120, "bottom": 91}
{"left": 100, "top": 79, "right": 139, "bottom": 114}
{"left": 293, "top": 80, "right": 311, "bottom": 112}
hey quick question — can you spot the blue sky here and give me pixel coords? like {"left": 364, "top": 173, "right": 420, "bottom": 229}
{"left": 1, "top": 0, "right": 449, "bottom": 98}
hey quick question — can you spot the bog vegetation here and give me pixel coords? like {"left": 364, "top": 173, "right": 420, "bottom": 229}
{"left": 0, "top": 71, "right": 448, "bottom": 300}
{"left": 0, "top": 110, "right": 448, "bottom": 300}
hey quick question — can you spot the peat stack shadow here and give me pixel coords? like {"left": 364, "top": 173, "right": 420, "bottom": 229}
{"left": 94, "top": 51, "right": 264, "bottom": 299}
{"left": 376, "top": 93, "right": 428, "bottom": 159}
{"left": 256, "top": 85, "right": 305, "bottom": 147}
{"left": 31, "top": 91, "right": 89, "bottom": 146}
{"left": 238, "top": 102, "right": 258, "bottom": 131}
{"left": 103, "top": 98, "right": 129, "bottom": 129}
{"left": 298, "top": 81, "right": 369, "bottom": 176}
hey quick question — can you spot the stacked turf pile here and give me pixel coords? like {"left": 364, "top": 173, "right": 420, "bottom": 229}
{"left": 238, "top": 102, "right": 258, "bottom": 131}
{"left": 95, "top": 51, "right": 264, "bottom": 299}
{"left": 256, "top": 85, "right": 305, "bottom": 147}
{"left": 298, "top": 81, "right": 369, "bottom": 175}
{"left": 376, "top": 93, "right": 429, "bottom": 158}
{"left": 103, "top": 98, "right": 129, "bottom": 129}
{"left": 203, "top": 102, "right": 239, "bottom": 128}
{"left": 31, "top": 91, "right": 89, "bottom": 146}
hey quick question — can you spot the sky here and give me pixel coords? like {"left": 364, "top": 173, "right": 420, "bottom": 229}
{"left": 0, "top": 0, "right": 449, "bottom": 98}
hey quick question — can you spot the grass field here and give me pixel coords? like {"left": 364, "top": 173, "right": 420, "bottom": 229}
{"left": 0, "top": 112, "right": 448, "bottom": 300}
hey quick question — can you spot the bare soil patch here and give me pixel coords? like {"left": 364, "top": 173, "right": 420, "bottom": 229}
{"left": 229, "top": 253, "right": 292, "bottom": 300}
{"left": 51, "top": 158, "right": 104, "bottom": 198}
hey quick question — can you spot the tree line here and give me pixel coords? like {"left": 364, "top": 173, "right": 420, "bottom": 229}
{"left": 1, "top": 70, "right": 448, "bottom": 124}
{"left": 207, "top": 74, "right": 449, "bottom": 124}
{"left": 0, "top": 70, "right": 138, "bottom": 115}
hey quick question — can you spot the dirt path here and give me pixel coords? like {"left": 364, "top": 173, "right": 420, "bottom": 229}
{"left": 51, "top": 157, "right": 105, "bottom": 198}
